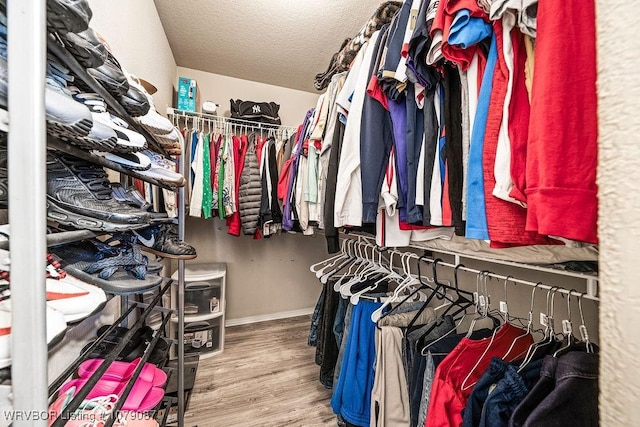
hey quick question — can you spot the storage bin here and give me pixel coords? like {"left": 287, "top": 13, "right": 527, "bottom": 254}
{"left": 185, "top": 280, "right": 222, "bottom": 316}
{"left": 182, "top": 317, "right": 222, "bottom": 355}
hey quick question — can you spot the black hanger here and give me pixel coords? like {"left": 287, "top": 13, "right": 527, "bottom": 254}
{"left": 440, "top": 263, "right": 474, "bottom": 319}
{"left": 405, "top": 258, "right": 457, "bottom": 333}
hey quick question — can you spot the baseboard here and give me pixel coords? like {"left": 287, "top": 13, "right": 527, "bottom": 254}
{"left": 225, "top": 308, "right": 315, "bottom": 327}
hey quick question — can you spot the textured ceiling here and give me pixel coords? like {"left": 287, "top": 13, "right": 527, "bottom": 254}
{"left": 154, "top": 0, "right": 384, "bottom": 93}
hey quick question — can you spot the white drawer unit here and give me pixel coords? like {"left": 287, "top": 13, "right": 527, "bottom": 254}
{"left": 170, "top": 263, "right": 227, "bottom": 359}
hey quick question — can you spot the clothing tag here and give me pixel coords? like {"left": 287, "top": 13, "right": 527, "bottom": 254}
{"left": 473, "top": 292, "right": 479, "bottom": 304}
{"left": 562, "top": 320, "right": 573, "bottom": 335}
{"left": 479, "top": 295, "right": 486, "bottom": 308}
{"left": 499, "top": 301, "right": 508, "bottom": 314}
{"left": 540, "top": 312, "right": 548, "bottom": 327}
{"left": 409, "top": 9, "right": 419, "bottom": 30}
{"left": 488, "top": 383, "right": 497, "bottom": 395}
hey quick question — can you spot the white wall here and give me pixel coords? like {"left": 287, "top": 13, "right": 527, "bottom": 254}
{"left": 87, "top": 0, "right": 177, "bottom": 112}
{"left": 177, "top": 67, "right": 322, "bottom": 322}
{"left": 176, "top": 66, "right": 320, "bottom": 126}
{"left": 597, "top": 1, "right": 640, "bottom": 424}
{"left": 185, "top": 218, "right": 328, "bottom": 322}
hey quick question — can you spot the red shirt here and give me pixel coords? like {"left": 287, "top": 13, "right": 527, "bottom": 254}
{"left": 425, "top": 323, "right": 534, "bottom": 427}
{"left": 524, "top": 0, "right": 598, "bottom": 243}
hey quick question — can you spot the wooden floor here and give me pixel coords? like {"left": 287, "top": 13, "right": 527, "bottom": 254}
{"left": 184, "top": 315, "right": 336, "bottom": 427}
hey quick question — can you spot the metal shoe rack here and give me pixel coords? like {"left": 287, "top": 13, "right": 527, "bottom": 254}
{"left": 4, "top": 1, "right": 188, "bottom": 425}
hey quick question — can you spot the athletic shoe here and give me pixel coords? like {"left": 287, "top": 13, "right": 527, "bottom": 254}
{"left": 86, "top": 51, "right": 129, "bottom": 98}
{"left": 111, "top": 183, "right": 151, "bottom": 211}
{"left": 45, "top": 275, "right": 107, "bottom": 323}
{"left": 63, "top": 27, "right": 108, "bottom": 69}
{"left": 133, "top": 224, "right": 197, "bottom": 260}
{"left": 46, "top": 153, "right": 152, "bottom": 231}
{"left": 0, "top": 255, "right": 107, "bottom": 324}
{"left": 120, "top": 84, "right": 150, "bottom": 118}
{"left": 137, "top": 150, "right": 185, "bottom": 188}
{"left": 0, "top": 299, "right": 68, "bottom": 369}
{"left": 43, "top": 56, "right": 121, "bottom": 151}
{"left": 73, "top": 93, "right": 147, "bottom": 152}
{"left": 92, "top": 151, "right": 151, "bottom": 171}
{"left": 46, "top": 0, "right": 92, "bottom": 35}
{"left": 125, "top": 73, "right": 174, "bottom": 135}
{"left": 153, "top": 128, "right": 182, "bottom": 156}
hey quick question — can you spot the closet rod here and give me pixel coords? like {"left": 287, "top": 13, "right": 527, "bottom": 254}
{"left": 386, "top": 249, "right": 600, "bottom": 302}
{"left": 166, "top": 107, "right": 298, "bottom": 131}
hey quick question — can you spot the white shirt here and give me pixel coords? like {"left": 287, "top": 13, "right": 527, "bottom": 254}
{"left": 334, "top": 31, "right": 381, "bottom": 227}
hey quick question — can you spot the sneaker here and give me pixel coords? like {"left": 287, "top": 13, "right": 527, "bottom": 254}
{"left": 45, "top": 269, "right": 107, "bottom": 323}
{"left": 92, "top": 151, "right": 151, "bottom": 171}
{"left": 0, "top": 255, "right": 107, "bottom": 324}
{"left": 133, "top": 224, "right": 197, "bottom": 260}
{"left": 46, "top": 0, "right": 92, "bottom": 35}
{"left": 136, "top": 150, "right": 185, "bottom": 188}
{"left": 0, "top": 299, "right": 68, "bottom": 369}
{"left": 63, "top": 27, "right": 108, "bottom": 69}
{"left": 120, "top": 84, "right": 150, "bottom": 118}
{"left": 46, "top": 153, "right": 152, "bottom": 231}
{"left": 126, "top": 73, "right": 174, "bottom": 135}
{"left": 73, "top": 93, "right": 147, "bottom": 152}
{"left": 153, "top": 128, "right": 182, "bottom": 156}
{"left": 86, "top": 51, "right": 129, "bottom": 98}
{"left": 110, "top": 184, "right": 171, "bottom": 224}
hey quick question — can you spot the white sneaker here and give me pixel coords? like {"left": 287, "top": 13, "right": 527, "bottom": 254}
{"left": 125, "top": 72, "right": 175, "bottom": 135}
{"left": 45, "top": 275, "right": 107, "bottom": 323}
{"left": 0, "top": 299, "right": 68, "bottom": 369}
{"left": 73, "top": 93, "right": 147, "bottom": 152}
{"left": 92, "top": 151, "right": 152, "bottom": 171}
{"left": 138, "top": 150, "right": 185, "bottom": 188}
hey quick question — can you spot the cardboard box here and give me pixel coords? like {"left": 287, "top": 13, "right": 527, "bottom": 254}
{"left": 177, "top": 77, "right": 197, "bottom": 112}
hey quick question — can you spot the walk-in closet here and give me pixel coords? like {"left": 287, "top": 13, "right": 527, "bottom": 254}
{"left": 0, "top": 0, "right": 636, "bottom": 426}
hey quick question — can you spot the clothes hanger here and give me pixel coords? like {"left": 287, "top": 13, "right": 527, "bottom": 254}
{"left": 465, "top": 271, "right": 493, "bottom": 338}
{"left": 319, "top": 239, "right": 357, "bottom": 284}
{"left": 332, "top": 240, "right": 368, "bottom": 291}
{"left": 460, "top": 271, "right": 515, "bottom": 392}
{"left": 370, "top": 252, "right": 419, "bottom": 322}
{"left": 498, "top": 277, "right": 531, "bottom": 361}
{"left": 413, "top": 264, "right": 475, "bottom": 347}
{"left": 405, "top": 259, "right": 458, "bottom": 333}
{"left": 553, "top": 290, "right": 576, "bottom": 357}
{"left": 340, "top": 243, "right": 384, "bottom": 297}
{"left": 376, "top": 254, "right": 433, "bottom": 323}
{"left": 518, "top": 285, "right": 562, "bottom": 371}
{"left": 350, "top": 248, "right": 390, "bottom": 304}
{"left": 310, "top": 238, "right": 349, "bottom": 274}
{"left": 577, "top": 292, "right": 594, "bottom": 354}
{"left": 437, "top": 263, "right": 475, "bottom": 320}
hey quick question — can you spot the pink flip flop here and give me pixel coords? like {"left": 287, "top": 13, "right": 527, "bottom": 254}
{"left": 78, "top": 358, "right": 167, "bottom": 387}
{"left": 59, "top": 377, "right": 165, "bottom": 412}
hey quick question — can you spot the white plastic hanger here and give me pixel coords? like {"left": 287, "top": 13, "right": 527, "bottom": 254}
{"left": 319, "top": 239, "right": 356, "bottom": 284}
{"left": 310, "top": 238, "right": 348, "bottom": 274}
{"left": 349, "top": 247, "right": 391, "bottom": 304}
{"left": 370, "top": 253, "right": 420, "bottom": 322}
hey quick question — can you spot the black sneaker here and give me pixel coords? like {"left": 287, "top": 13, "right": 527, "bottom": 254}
{"left": 63, "top": 27, "right": 108, "bottom": 69}
{"left": 120, "top": 84, "right": 150, "bottom": 118}
{"left": 47, "top": 0, "right": 92, "bottom": 35}
{"left": 46, "top": 153, "right": 151, "bottom": 231}
{"left": 85, "top": 51, "right": 129, "bottom": 98}
{"left": 133, "top": 224, "right": 197, "bottom": 260}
